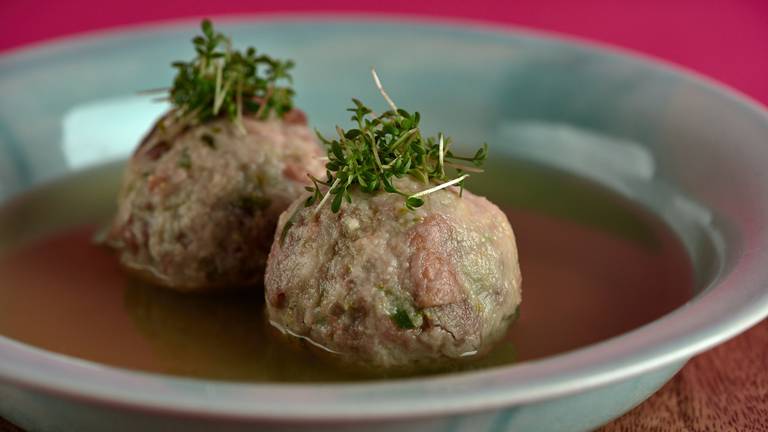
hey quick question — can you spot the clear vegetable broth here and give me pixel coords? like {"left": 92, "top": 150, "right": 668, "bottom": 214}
{"left": 0, "top": 160, "right": 694, "bottom": 381}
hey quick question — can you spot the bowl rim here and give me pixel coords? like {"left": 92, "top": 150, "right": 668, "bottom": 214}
{"left": 1, "top": 12, "right": 768, "bottom": 422}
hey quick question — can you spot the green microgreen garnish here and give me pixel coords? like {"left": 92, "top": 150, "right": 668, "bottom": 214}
{"left": 390, "top": 307, "right": 417, "bottom": 330}
{"left": 153, "top": 19, "right": 295, "bottom": 131}
{"left": 305, "top": 69, "right": 488, "bottom": 213}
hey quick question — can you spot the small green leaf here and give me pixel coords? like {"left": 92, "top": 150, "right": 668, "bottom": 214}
{"left": 345, "top": 129, "right": 362, "bottom": 139}
{"left": 382, "top": 177, "right": 396, "bottom": 193}
{"left": 279, "top": 206, "right": 302, "bottom": 246}
{"left": 406, "top": 196, "right": 424, "bottom": 210}
{"left": 390, "top": 308, "right": 416, "bottom": 329}
{"left": 331, "top": 141, "right": 345, "bottom": 161}
{"left": 331, "top": 190, "right": 344, "bottom": 213}
{"left": 201, "top": 19, "right": 214, "bottom": 37}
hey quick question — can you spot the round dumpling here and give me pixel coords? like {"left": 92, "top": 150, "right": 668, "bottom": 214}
{"left": 106, "top": 111, "right": 324, "bottom": 291}
{"left": 265, "top": 176, "right": 522, "bottom": 371}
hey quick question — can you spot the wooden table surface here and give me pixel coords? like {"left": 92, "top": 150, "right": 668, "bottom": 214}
{"left": 600, "top": 318, "right": 768, "bottom": 431}
{"left": 2, "top": 319, "right": 766, "bottom": 431}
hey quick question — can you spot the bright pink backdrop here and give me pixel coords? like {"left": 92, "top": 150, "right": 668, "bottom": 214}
{"left": 2, "top": 1, "right": 767, "bottom": 104}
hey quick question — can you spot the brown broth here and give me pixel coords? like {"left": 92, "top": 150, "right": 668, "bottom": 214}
{"left": 0, "top": 162, "right": 694, "bottom": 382}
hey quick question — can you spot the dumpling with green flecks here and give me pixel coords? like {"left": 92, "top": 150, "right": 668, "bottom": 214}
{"left": 265, "top": 176, "right": 521, "bottom": 371}
{"left": 264, "top": 75, "right": 521, "bottom": 372}
{"left": 106, "top": 111, "right": 324, "bottom": 292}
{"left": 104, "top": 19, "right": 324, "bottom": 292}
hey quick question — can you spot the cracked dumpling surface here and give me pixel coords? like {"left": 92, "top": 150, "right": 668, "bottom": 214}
{"left": 265, "top": 176, "right": 522, "bottom": 371}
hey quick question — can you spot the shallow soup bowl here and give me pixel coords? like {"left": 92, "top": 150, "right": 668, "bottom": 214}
{"left": 1, "top": 16, "right": 768, "bottom": 432}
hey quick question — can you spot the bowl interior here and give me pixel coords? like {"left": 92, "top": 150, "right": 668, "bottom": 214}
{"left": 0, "top": 17, "right": 767, "bottom": 419}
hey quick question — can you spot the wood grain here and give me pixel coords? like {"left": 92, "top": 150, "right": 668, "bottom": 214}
{"left": 2, "top": 319, "right": 767, "bottom": 432}
{"left": 600, "top": 318, "right": 768, "bottom": 432}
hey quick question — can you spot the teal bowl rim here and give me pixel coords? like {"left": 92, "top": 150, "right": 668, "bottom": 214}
{"left": 1, "top": 13, "right": 768, "bottom": 422}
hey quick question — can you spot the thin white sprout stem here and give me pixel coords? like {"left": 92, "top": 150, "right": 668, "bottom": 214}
{"left": 443, "top": 162, "right": 485, "bottom": 173}
{"left": 215, "top": 78, "right": 231, "bottom": 114}
{"left": 314, "top": 178, "right": 341, "bottom": 214}
{"left": 389, "top": 128, "right": 419, "bottom": 151}
{"left": 371, "top": 140, "right": 383, "bottom": 172}
{"left": 409, "top": 174, "right": 470, "bottom": 199}
{"left": 255, "top": 85, "right": 274, "bottom": 119}
{"left": 438, "top": 133, "right": 445, "bottom": 178}
{"left": 213, "top": 80, "right": 232, "bottom": 116}
{"left": 235, "top": 79, "right": 245, "bottom": 134}
{"left": 269, "top": 320, "right": 340, "bottom": 354}
{"left": 213, "top": 61, "right": 223, "bottom": 114}
{"left": 371, "top": 68, "right": 398, "bottom": 113}
{"left": 336, "top": 125, "right": 346, "bottom": 142}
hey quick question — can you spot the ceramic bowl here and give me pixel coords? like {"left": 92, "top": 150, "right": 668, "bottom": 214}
{"left": 1, "top": 16, "right": 767, "bottom": 432}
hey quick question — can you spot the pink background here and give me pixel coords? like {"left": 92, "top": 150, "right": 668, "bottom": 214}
{"left": 1, "top": 0, "right": 767, "bottom": 105}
